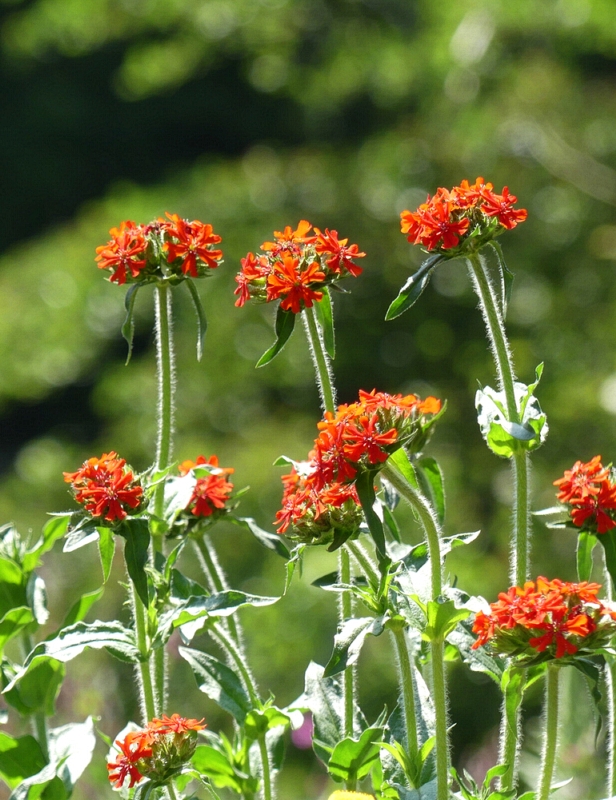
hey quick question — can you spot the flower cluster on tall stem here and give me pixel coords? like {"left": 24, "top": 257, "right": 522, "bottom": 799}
{"left": 234, "top": 220, "right": 365, "bottom": 312}
{"left": 473, "top": 577, "right": 616, "bottom": 662}
{"left": 63, "top": 451, "right": 143, "bottom": 522}
{"left": 400, "top": 177, "right": 527, "bottom": 256}
{"left": 554, "top": 455, "right": 616, "bottom": 534}
{"left": 107, "top": 714, "right": 205, "bottom": 789}
{"left": 178, "top": 455, "right": 235, "bottom": 521}
{"left": 96, "top": 213, "right": 222, "bottom": 285}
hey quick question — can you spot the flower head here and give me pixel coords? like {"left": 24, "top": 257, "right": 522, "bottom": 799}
{"left": 554, "top": 456, "right": 616, "bottom": 534}
{"left": 400, "top": 177, "right": 527, "bottom": 256}
{"left": 179, "top": 455, "right": 235, "bottom": 520}
{"left": 64, "top": 452, "right": 143, "bottom": 523}
{"left": 234, "top": 220, "right": 364, "bottom": 311}
{"left": 472, "top": 577, "right": 616, "bottom": 663}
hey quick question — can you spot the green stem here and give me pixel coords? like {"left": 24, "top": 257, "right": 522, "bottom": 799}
{"left": 302, "top": 304, "right": 336, "bottom": 415}
{"left": 391, "top": 627, "right": 420, "bottom": 771}
{"left": 497, "top": 672, "right": 525, "bottom": 793}
{"left": 346, "top": 539, "right": 379, "bottom": 587}
{"left": 166, "top": 782, "right": 180, "bottom": 800}
{"left": 537, "top": 665, "right": 560, "bottom": 800}
{"left": 154, "top": 282, "right": 175, "bottom": 519}
{"left": 430, "top": 638, "right": 449, "bottom": 800}
{"left": 194, "top": 535, "right": 242, "bottom": 646}
{"left": 604, "top": 561, "right": 616, "bottom": 798}
{"left": 258, "top": 735, "right": 273, "bottom": 800}
{"left": 131, "top": 581, "right": 157, "bottom": 722}
{"left": 512, "top": 452, "right": 530, "bottom": 586}
{"left": 339, "top": 547, "right": 356, "bottom": 744}
{"left": 21, "top": 633, "right": 49, "bottom": 760}
{"left": 381, "top": 462, "right": 443, "bottom": 598}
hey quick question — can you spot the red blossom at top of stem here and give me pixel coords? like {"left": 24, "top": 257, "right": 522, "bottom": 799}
{"left": 95, "top": 221, "right": 147, "bottom": 285}
{"left": 63, "top": 451, "right": 143, "bottom": 523}
{"left": 554, "top": 455, "right": 616, "bottom": 534}
{"left": 178, "top": 455, "right": 235, "bottom": 519}
{"left": 400, "top": 177, "right": 527, "bottom": 255}
{"left": 162, "top": 213, "right": 223, "bottom": 277}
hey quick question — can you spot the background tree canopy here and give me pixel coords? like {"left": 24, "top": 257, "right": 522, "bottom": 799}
{"left": 1, "top": 0, "right": 616, "bottom": 797}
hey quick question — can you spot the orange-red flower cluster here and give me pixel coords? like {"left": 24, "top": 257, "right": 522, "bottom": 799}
{"left": 554, "top": 456, "right": 616, "bottom": 534}
{"left": 178, "top": 455, "right": 234, "bottom": 519}
{"left": 108, "top": 714, "right": 205, "bottom": 789}
{"left": 472, "top": 577, "right": 616, "bottom": 662}
{"left": 63, "top": 451, "right": 143, "bottom": 523}
{"left": 234, "top": 220, "right": 365, "bottom": 313}
{"left": 96, "top": 213, "right": 222, "bottom": 285}
{"left": 400, "top": 177, "right": 527, "bottom": 254}
{"left": 276, "top": 389, "right": 441, "bottom": 541}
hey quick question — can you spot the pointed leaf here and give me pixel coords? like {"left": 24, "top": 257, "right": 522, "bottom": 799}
{"left": 22, "top": 516, "right": 70, "bottom": 573}
{"left": 489, "top": 241, "right": 515, "bottom": 318}
{"left": 186, "top": 278, "right": 208, "bottom": 361}
{"left": 0, "top": 733, "right": 46, "bottom": 789}
{"left": 179, "top": 646, "right": 253, "bottom": 723}
{"left": 417, "top": 458, "right": 445, "bottom": 526}
{"left": 422, "top": 599, "right": 470, "bottom": 643}
{"left": 599, "top": 531, "right": 616, "bottom": 590}
{"left": 323, "top": 617, "right": 380, "bottom": 677}
{"left": 63, "top": 523, "right": 99, "bottom": 553}
{"left": 389, "top": 448, "right": 420, "bottom": 489}
{"left": 121, "top": 283, "right": 141, "bottom": 365}
{"left": 315, "top": 287, "right": 335, "bottom": 358}
{"left": 230, "top": 517, "right": 290, "bottom": 558}
{"left": 573, "top": 658, "right": 603, "bottom": 738}
{"left": 385, "top": 255, "right": 444, "bottom": 321}
{"left": 0, "top": 608, "right": 34, "bottom": 656}
{"left": 118, "top": 519, "right": 150, "bottom": 606}
{"left": 355, "top": 470, "right": 385, "bottom": 556}
{"left": 383, "top": 504, "right": 401, "bottom": 542}
{"left": 576, "top": 531, "right": 598, "bottom": 583}
{"left": 98, "top": 527, "right": 116, "bottom": 583}
{"left": 291, "top": 661, "right": 344, "bottom": 759}
{"left": 61, "top": 587, "right": 104, "bottom": 628}
{"left": 256, "top": 306, "right": 296, "bottom": 367}
{"left": 328, "top": 725, "right": 384, "bottom": 783}
{"left": 3, "top": 657, "right": 65, "bottom": 716}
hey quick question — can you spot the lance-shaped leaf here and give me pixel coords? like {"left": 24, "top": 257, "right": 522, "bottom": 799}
{"left": 244, "top": 707, "right": 291, "bottom": 740}
{"left": 63, "top": 521, "right": 100, "bottom": 553}
{"left": 61, "top": 587, "right": 104, "bottom": 628}
{"left": 256, "top": 306, "right": 296, "bottom": 367}
{"left": 118, "top": 518, "right": 150, "bottom": 606}
{"left": 324, "top": 617, "right": 385, "bottom": 677}
{"left": 385, "top": 255, "right": 445, "bottom": 321}
{"left": 22, "top": 516, "right": 70, "bottom": 574}
{"left": 3, "top": 657, "right": 65, "bottom": 716}
{"left": 355, "top": 470, "right": 385, "bottom": 556}
{"left": 290, "top": 661, "right": 344, "bottom": 765}
{"left": 0, "top": 608, "right": 34, "bottom": 657}
{"left": 0, "top": 558, "right": 28, "bottom": 620}
{"left": 399, "top": 531, "right": 480, "bottom": 573}
{"left": 489, "top": 240, "right": 515, "bottom": 319}
{"left": 416, "top": 458, "right": 445, "bottom": 527}
{"left": 421, "top": 599, "right": 470, "bottom": 643}
{"left": 328, "top": 725, "right": 384, "bottom": 784}
{"left": 577, "top": 531, "right": 598, "bottom": 583}
{"left": 179, "top": 646, "right": 253, "bottom": 723}
{"left": 0, "top": 733, "right": 47, "bottom": 790}
{"left": 98, "top": 526, "right": 116, "bottom": 583}
{"left": 230, "top": 516, "right": 290, "bottom": 558}
{"left": 574, "top": 658, "right": 603, "bottom": 739}
{"left": 192, "top": 744, "right": 248, "bottom": 793}
{"left": 121, "top": 283, "right": 142, "bottom": 365}
{"left": 315, "top": 287, "right": 335, "bottom": 358}
{"left": 186, "top": 277, "right": 208, "bottom": 361}
{"left": 600, "top": 531, "right": 616, "bottom": 591}
{"left": 4, "top": 620, "right": 140, "bottom": 692}
{"left": 448, "top": 623, "right": 505, "bottom": 684}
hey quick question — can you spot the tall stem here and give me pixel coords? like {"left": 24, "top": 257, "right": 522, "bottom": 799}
{"left": 302, "top": 305, "right": 336, "bottom": 415}
{"left": 154, "top": 283, "right": 175, "bottom": 518}
{"left": 537, "top": 665, "right": 560, "bottom": 800}
{"left": 391, "top": 627, "right": 420, "bottom": 770}
{"left": 346, "top": 539, "right": 379, "bottom": 587}
{"left": 604, "top": 562, "right": 616, "bottom": 798}
{"left": 131, "top": 582, "right": 157, "bottom": 722}
{"left": 380, "top": 461, "right": 448, "bottom": 800}
{"left": 338, "top": 547, "right": 356, "bottom": 744}
{"left": 167, "top": 782, "right": 180, "bottom": 800}
{"left": 194, "top": 535, "right": 242, "bottom": 647}
{"left": 21, "top": 633, "right": 48, "bottom": 760}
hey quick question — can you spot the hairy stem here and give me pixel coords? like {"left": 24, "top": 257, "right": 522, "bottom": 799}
{"left": 391, "top": 627, "right": 420, "bottom": 771}
{"left": 302, "top": 304, "right": 336, "bottom": 415}
{"left": 430, "top": 638, "right": 449, "bottom": 800}
{"left": 154, "top": 282, "right": 175, "bottom": 518}
{"left": 604, "top": 561, "right": 616, "bottom": 798}
{"left": 131, "top": 581, "right": 157, "bottom": 722}
{"left": 338, "top": 546, "right": 356, "bottom": 746}
{"left": 346, "top": 539, "right": 379, "bottom": 587}
{"left": 194, "top": 535, "right": 242, "bottom": 647}
{"left": 167, "top": 782, "right": 180, "bottom": 800}
{"left": 537, "top": 665, "right": 560, "bottom": 800}
{"left": 21, "top": 632, "right": 49, "bottom": 760}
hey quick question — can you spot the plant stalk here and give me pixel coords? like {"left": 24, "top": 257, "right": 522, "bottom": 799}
{"left": 194, "top": 535, "right": 242, "bottom": 647}
{"left": 537, "top": 664, "right": 560, "bottom": 800}
{"left": 391, "top": 627, "right": 420, "bottom": 770}
{"left": 604, "top": 561, "right": 616, "bottom": 798}
{"left": 154, "top": 282, "right": 175, "bottom": 519}
{"left": 302, "top": 304, "right": 336, "bottom": 415}
{"left": 131, "top": 581, "right": 158, "bottom": 722}
{"left": 167, "top": 782, "right": 180, "bottom": 800}
{"left": 430, "top": 638, "right": 449, "bottom": 800}
{"left": 21, "top": 632, "right": 49, "bottom": 760}
{"left": 338, "top": 546, "right": 356, "bottom": 745}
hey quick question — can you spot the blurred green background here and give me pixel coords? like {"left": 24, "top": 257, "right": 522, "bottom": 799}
{"left": 1, "top": 0, "right": 616, "bottom": 796}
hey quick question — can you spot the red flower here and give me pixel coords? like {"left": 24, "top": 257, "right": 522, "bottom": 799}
{"left": 147, "top": 714, "right": 206, "bottom": 734}
{"left": 163, "top": 213, "right": 223, "bottom": 277}
{"left": 95, "top": 221, "right": 147, "bottom": 285}
{"left": 479, "top": 186, "right": 528, "bottom": 230}
{"left": 313, "top": 228, "right": 365, "bottom": 277}
{"left": 266, "top": 254, "right": 326, "bottom": 313}
{"left": 554, "top": 455, "right": 609, "bottom": 503}
{"left": 341, "top": 414, "right": 399, "bottom": 464}
{"left": 179, "top": 455, "right": 235, "bottom": 518}
{"left": 261, "top": 219, "right": 314, "bottom": 253}
{"left": 64, "top": 452, "right": 142, "bottom": 522}
{"left": 234, "top": 252, "right": 270, "bottom": 307}
{"left": 107, "top": 731, "right": 152, "bottom": 789}
{"left": 554, "top": 456, "right": 616, "bottom": 533}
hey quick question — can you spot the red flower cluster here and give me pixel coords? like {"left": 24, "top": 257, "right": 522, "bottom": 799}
{"left": 234, "top": 220, "right": 365, "bottom": 313}
{"left": 472, "top": 577, "right": 616, "bottom": 661}
{"left": 178, "top": 455, "right": 234, "bottom": 519}
{"left": 96, "top": 213, "right": 222, "bottom": 285}
{"left": 108, "top": 714, "right": 205, "bottom": 789}
{"left": 63, "top": 451, "right": 143, "bottom": 523}
{"left": 400, "top": 177, "right": 527, "bottom": 254}
{"left": 554, "top": 456, "right": 616, "bottom": 534}
{"left": 276, "top": 389, "right": 441, "bottom": 540}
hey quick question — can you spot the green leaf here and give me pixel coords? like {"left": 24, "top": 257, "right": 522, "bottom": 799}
{"left": 230, "top": 517, "right": 290, "bottom": 558}
{"left": 244, "top": 707, "right": 291, "bottom": 740}
{"left": 97, "top": 527, "right": 115, "bottom": 583}
{"left": 599, "top": 531, "right": 616, "bottom": 590}
{"left": 4, "top": 620, "right": 140, "bottom": 691}
{"left": 185, "top": 278, "right": 208, "bottom": 361}
{"left": 3, "top": 657, "right": 65, "bottom": 716}
{"left": 121, "top": 283, "right": 141, "bottom": 365}
{"left": 22, "top": 517, "right": 70, "bottom": 574}
{"left": 323, "top": 617, "right": 384, "bottom": 677}
{"left": 47, "top": 717, "right": 96, "bottom": 792}
{"left": 62, "top": 523, "right": 99, "bottom": 554}
{"left": 117, "top": 518, "right": 150, "bottom": 606}
{"left": 0, "top": 608, "right": 35, "bottom": 656}
{"left": 448, "top": 624, "right": 505, "bottom": 684}
{"left": 61, "top": 587, "right": 104, "bottom": 628}
{"left": 400, "top": 531, "right": 480, "bottom": 573}
{"left": 385, "top": 255, "right": 444, "bottom": 321}
{"left": 573, "top": 658, "right": 603, "bottom": 738}
{"left": 417, "top": 458, "right": 445, "bottom": 526}
{"left": 0, "top": 558, "right": 28, "bottom": 621}
{"left": 576, "top": 531, "right": 598, "bottom": 583}
{"left": 191, "top": 745, "right": 245, "bottom": 792}
{"left": 315, "top": 287, "right": 335, "bottom": 358}
{"left": 0, "top": 733, "right": 47, "bottom": 789}
{"left": 355, "top": 470, "right": 385, "bottom": 556}
{"left": 256, "top": 306, "right": 296, "bottom": 367}
{"left": 27, "top": 573, "right": 49, "bottom": 626}
{"left": 328, "top": 725, "right": 384, "bottom": 783}
{"left": 489, "top": 241, "right": 515, "bottom": 319}
{"left": 291, "top": 661, "right": 344, "bottom": 763}
{"left": 383, "top": 504, "right": 401, "bottom": 542}
{"left": 389, "top": 448, "right": 420, "bottom": 489}
{"left": 179, "top": 646, "right": 253, "bottom": 723}
{"left": 422, "top": 599, "right": 470, "bottom": 643}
